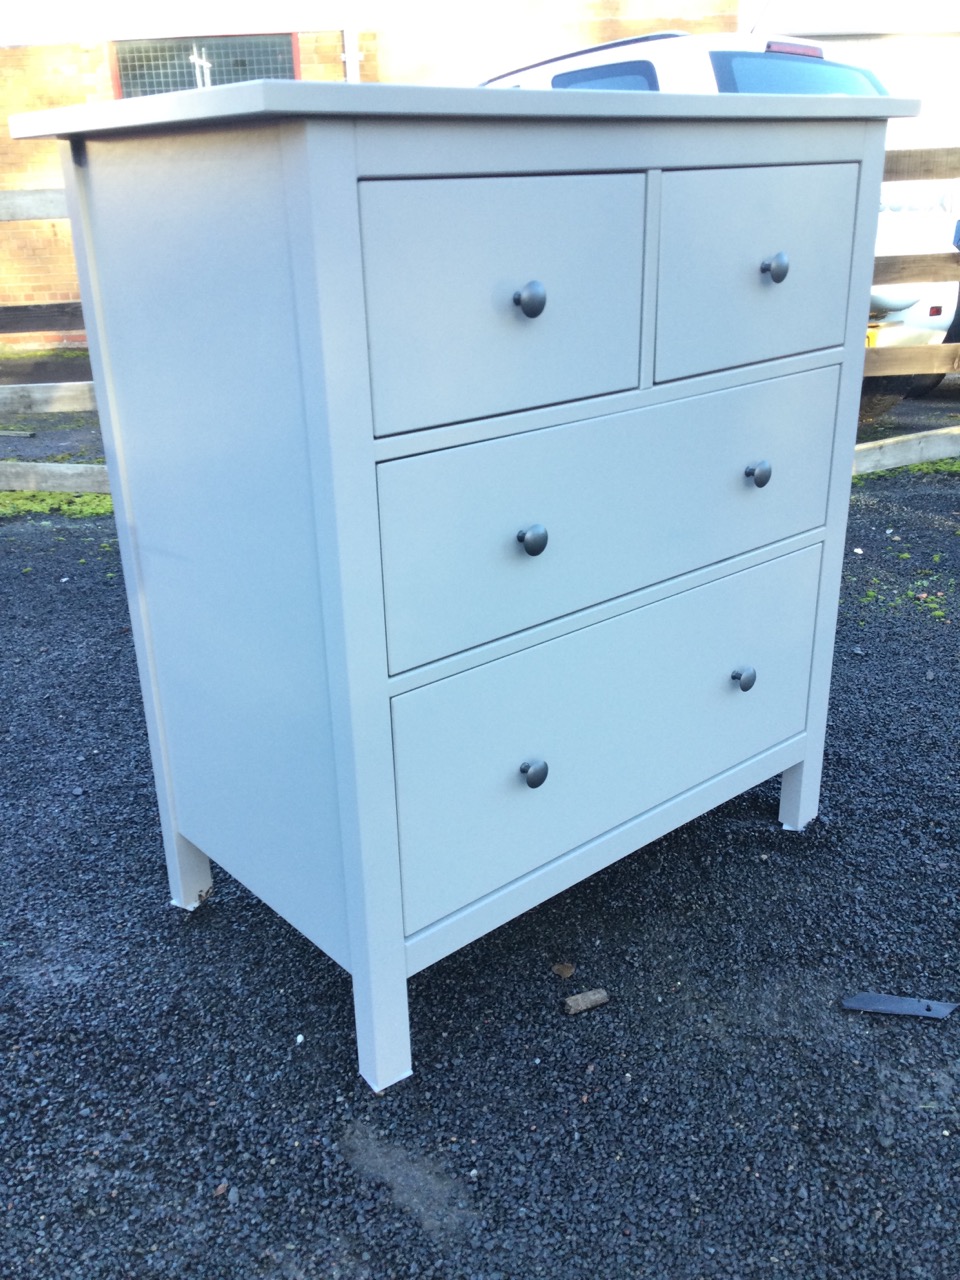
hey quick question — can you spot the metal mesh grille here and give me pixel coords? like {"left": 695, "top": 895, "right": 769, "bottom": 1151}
{"left": 115, "top": 35, "right": 295, "bottom": 97}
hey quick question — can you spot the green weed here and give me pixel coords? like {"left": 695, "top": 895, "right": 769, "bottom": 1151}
{"left": 0, "top": 491, "right": 113, "bottom": 519}
{"left": 0, "top": 346, "right": 88, "bottom": 361}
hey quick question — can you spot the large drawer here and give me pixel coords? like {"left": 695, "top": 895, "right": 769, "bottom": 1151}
{"left": 655, "top": 164, "right": 859, "bottom": 381}
{"left": 393, "top": 546, "right": 821, "bottom": 934}
{"left": 359, "top": 174, "right": 645, "bottom": 436}
{"left": 378, "top": 366, "right": 839, "bottom": 672}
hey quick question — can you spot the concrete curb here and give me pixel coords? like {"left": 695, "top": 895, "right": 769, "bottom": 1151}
{"left": 0, "top": 381, "right": 97, "bottom": 413}
{"left": 852, "top": 424, "right": 960, "bottom": 475}
{"left": 0, "top": 460, "right": 109, "bottom": 494}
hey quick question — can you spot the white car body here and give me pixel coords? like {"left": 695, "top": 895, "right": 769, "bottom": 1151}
{"left": 483, "top": 31, "right": 886, "bottom": 95}
{"left": 870, "top": 188, "right": 960, "bottom": 356}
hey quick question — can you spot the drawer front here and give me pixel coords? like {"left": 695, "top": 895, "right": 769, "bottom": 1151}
{"left": 656, "top": 164, "right": 859, "bottom": 382}
{"left": 359, "top": 174, "right": 645, "bottom": 436}
{"left": 393, "top": 546, "right": 821, "bottom": 934}
{"left": 378, "top": 366, "right": 838, "bottom": 672}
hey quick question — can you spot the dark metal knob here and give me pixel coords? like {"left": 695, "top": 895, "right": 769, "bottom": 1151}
{"left": 513, "top": 280, "right": 547, "bottom": 318}
{"left": 731, "top": 667, "right": 757, "bottom": 693}
{"left": 760, "top": 252, "right": 789, "bottom": 284}
{"left": 745, "top": 461, "right": 772, "bottom": 488}
{"left": 517, "top": 524, "right": 548, "bottom": 556}
{"left": 520, "top": 759, "right": 549, "bottom": 788}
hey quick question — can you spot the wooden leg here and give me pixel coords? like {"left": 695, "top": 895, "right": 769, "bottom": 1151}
{"left": 166, "top": 833, "right": 213, "bottom": 910}
{"left": 778, "top": 758, "right": 822, "bottom": 832}
{"left": 351, "top": 966, "right": 413, "bottom": 1092}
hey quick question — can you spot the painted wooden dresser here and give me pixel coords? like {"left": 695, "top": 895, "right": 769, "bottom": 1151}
{"left": 14, "top": 82, "right": 916, "bottom": 1088}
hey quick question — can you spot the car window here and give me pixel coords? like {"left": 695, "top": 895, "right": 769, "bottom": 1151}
{"left": 710, "top": 52, "right": 885, "bottom": 95}
{"left": 551, "top": 60, "right": 659, "bottom": 90}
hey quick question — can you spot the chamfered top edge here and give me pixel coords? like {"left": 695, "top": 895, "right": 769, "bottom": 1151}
{"left": 9, "top": 78, "right": 920, "bottom": 139}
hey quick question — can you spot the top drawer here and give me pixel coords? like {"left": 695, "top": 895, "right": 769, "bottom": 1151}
{"left": 655, "top": 164, "right": 859, "bottom": 382}
{"left": 359, "top": 174, "right": 645, "bottom": 436}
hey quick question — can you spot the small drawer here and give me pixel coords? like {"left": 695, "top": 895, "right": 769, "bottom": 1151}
{"left": 655, "top": 164, "right": 859, "bottom": 382}
{"left": 378, "top": 365, "right": 839, "bottom": 672}
{"left": 359, "top": 174, "right": 645, "bottom": 436}
{"left": 393, "top": 546, "right": 821, "bottom": 934}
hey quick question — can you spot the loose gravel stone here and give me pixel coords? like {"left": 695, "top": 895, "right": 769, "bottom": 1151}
{"left": 1, "top": 459, "right": 958, "bottom": 1279}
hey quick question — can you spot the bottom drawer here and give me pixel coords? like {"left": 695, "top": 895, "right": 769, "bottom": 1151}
{"left": 392, "top": 547, "right": 822, "bottom": 934}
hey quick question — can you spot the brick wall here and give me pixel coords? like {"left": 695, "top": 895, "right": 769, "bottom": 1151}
{"left": 0, "top": 32, "right": 385, "bottom": 346}
{"left": 1, "top": 44, "right": 114, "bottom": 346}
{"left": 298, "top": 31, "right": 347, "bottom": 81}
{"left": 0, "top": 220, "right": 79, "bottom": 305}
{"left": 585, "top": 0, "right": 737, "bottom": 44}
{"left": 297, "top": 31, "right": 381, "bottom": 83}
{"left": 0, "top": 43, "right": 114, "bottom": 193}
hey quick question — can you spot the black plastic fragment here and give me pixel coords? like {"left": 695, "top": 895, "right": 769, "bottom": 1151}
{"left": 842, "top": 992, "right": 958, "bottom": 1020}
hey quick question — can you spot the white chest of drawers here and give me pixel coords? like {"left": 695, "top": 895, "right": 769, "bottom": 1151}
{"left": 15, "top": 81, "right": 916, "bottom": 1089}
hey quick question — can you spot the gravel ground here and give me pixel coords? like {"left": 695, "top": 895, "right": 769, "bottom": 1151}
{"left": 858, "top": 373, "right": 960, "bottom": 442}
{"left": 1, "top": 467, "right": 958, "bottom": 1280}
{"left": 0, "top": 413, "right": 103, "bottom": 466}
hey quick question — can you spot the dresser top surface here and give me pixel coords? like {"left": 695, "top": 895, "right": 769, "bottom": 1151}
{"left": 11, "top": 77, "right": 918, "bottom": 140}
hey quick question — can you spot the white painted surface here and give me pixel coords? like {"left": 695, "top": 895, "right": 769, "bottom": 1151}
{"left": 9, "top": 80, "right": 918, "bottom": 140}
{"left": 29, "top": 87, "right": 906, "bottom": 1088}
{"left": 656, "top": 163, "right": 859, "bottom": 381}
{"left": 378, "top": 366, "right": 839, "bottom": 671}
{"left": 359, "top": 174, "right": 645, "bottom": 434}
{"left": 392, "top": 546, "right": 821, "bottom": 934}
{"left": 72, "top": 127, "right": 352, "bottom": 969}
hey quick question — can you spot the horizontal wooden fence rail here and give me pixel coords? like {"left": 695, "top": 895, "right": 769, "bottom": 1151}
{"left": 872, "top": 251, "right": 960, "bottom": 286}
{"left": 0, "top": 189, "right": 68, "bottom": 221}
{"left": 863, "top": 343, "right": 960, "bottom": 377}
{"left": 0, "top": 302, "right": 85, "bottom": 334}
{"left": 866, "top": 146, "right": 960, "bottom": 380}
{"left": 883, "top": 147, "right": 960, "bottom": 183}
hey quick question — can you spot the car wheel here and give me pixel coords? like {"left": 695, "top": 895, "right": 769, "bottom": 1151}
{"left": 859, "top": 375, "right": 913, "bottom": 423}
{"left": 904, "top": 372, "right": 946, "bottom": 398}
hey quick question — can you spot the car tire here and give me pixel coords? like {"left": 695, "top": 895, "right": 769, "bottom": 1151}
{"left": 904, "top": 372, "right": 946, "bottom": 398}
{"left": 859, "top": 379, "right": 910, "bottom": 422}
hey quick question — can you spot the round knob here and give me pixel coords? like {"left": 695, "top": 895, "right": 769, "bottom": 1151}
{"left": 520, "top": 759, "right": 549, "bottom": 788}
{"left": 731, "top": 667, "right": 757, "bottom": 693}
{"left": 513, "top": 280, "right": 547, "bottom": 318}
{"left": 517, "top": 524, "right": 548, "bottom": 556}
{"left": 760, "top": 252, "right": 789, "bottom": 284}
{"left": 745, "top": 461, "right": 772, "bottom": 488}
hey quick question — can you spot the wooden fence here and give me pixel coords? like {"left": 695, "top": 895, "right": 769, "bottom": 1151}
{"left": 863, "top": 146, "right": 960, "bottom": 379}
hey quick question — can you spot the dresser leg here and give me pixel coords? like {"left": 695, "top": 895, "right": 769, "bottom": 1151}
{"left": 352, "top": 972, "right": 414, "bottom": 1092}
{"left": 778, "top": 759, "right": 822, "bottom": 832}
{"left": 166, "top": 833, "right": 214, "bottom": 910}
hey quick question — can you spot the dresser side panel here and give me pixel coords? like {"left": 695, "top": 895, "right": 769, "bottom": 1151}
{"left": 78, "top": 126, "right": 350, "bottom": 966}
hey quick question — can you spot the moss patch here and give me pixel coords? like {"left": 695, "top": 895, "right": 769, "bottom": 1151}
{"left": 854, "top": 457, "right": 960, "bottom": 485}
{"left": 0, "top": 491, "right": 113, "bottom": 519}
{"left": 0, "top": 346, "right": 89, "bottom": 361}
